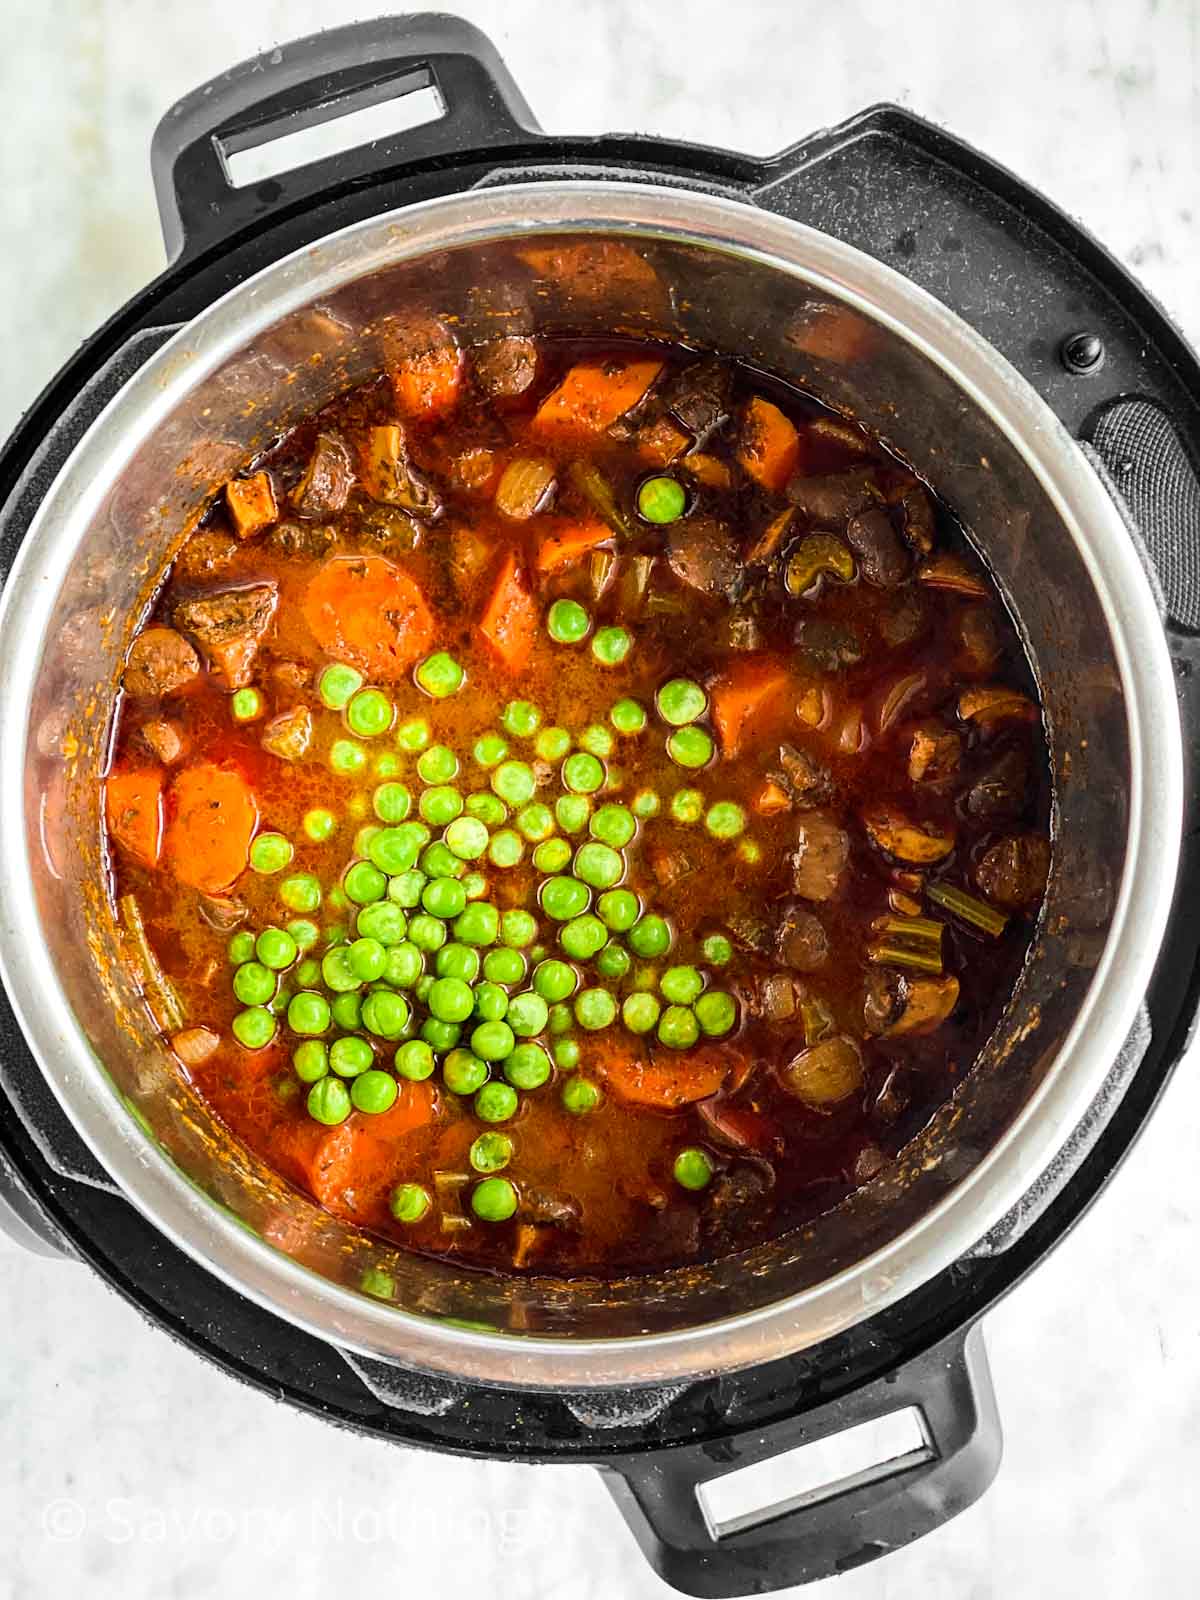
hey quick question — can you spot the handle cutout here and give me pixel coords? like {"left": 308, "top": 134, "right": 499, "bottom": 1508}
{"left": 697, "top": 1406, "right": 933, "bottom": 1541}
{"left": 218, "top": 70, "right": 446, "bottom": 189}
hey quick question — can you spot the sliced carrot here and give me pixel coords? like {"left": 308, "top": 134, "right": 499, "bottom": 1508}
{"left": 636, "top": 416, "right": 690, "bottom": 466}
{"left": 105, "top": 768, "right": 164, "bottom": 869}
{"left": 682, "top": 453, "right": 733, "bottom": 491}
{"left": 164, "top": 763, "right": 257, "bottom": 893}
{"left": 516, "top": 240, "right": 663, "bottom": 305}
{"left": 531, "top": 359, "right": 663, "bottom": 437}
{"left": 591, "top": 1036, "right": 733, "bottom": 1111}
{"left": 390, "top": 343, "right": 464, "bottom": 420}
{"left": 737, "top": 397, "right": 801, "bottom": 493}
{"left": 224, "top": 471, "right": 277, "bottom": 539}
{"left": 479, "top": 549, "right": 538, "bottom": 674}
{"left": 711, "top": 657, "right": 793, "bottom": 757}
{"left": 533, "top": 516, "right": 612, "bottom": 574}
{"left": 301, "top": 1080, "right": 438, "bottom": 1217}
{"left": 302, "top": 555, "right": 435, "bottom": 680}
{"left": 753, "top": 777, "right": 792, "bottom": 816}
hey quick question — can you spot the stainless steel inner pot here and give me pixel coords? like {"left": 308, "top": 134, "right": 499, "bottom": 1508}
{"left": 0, "top": 183, "right": 1182, "bottom": 1388}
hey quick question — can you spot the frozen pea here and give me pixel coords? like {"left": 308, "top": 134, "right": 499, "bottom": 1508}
{"left": 473, "top": 732, "right": 508, "bottom": 768}
{"left": 373, "top": 782, "right": 412, "bottom": 823}
{"left": 555, "top": 794, "right": 591, "bottom": 834}
{"left": 533, "top": 836, "right": 572, "bottom": 874}
{"left": 466, "top": 791, "right": 508, "bottom": 827}
{"left": 346, "top": 687, "right": 394, "bottom": 738}
{"left": 534, "top": 726, "right": 571, "bottom": 761}
{"left": 667, "top": 725, "right": 714, "bottom": 769}
{"left": 415, "top": 651, "right": 464, "bottom": 698}
{"left": 500, "top": 700, "right": 541, "bottom": 739}
{"left": 670, "top": 789, "right": 704, "bottom": 824}
{"left": 579, "top": 723, "right": 615, "bottom": 760}
{"left": 546, "top": 599, "right": 591, "bottom": 645}
{"left": 574, "top": 987, "right": 617, "bottom": 1031}
{"left": 488, "top": 829, "right": 524, "bottom": 869}
{"left": 656, "top": 678, "right": 708, "bottom": 726}
{"left": 610, "top": 698, "right": 647, "bottom": 736}
{"left": 562, "top": 752, "right": 605, "bottom": 794}
{"left": 330, "top": 738, "right": 368, "bottom": 777}
{"left": 591, "top": 625, "right": 632, "bottom": 666}
{"left": 318, "top": 663, "right": 364, "bottom": 710}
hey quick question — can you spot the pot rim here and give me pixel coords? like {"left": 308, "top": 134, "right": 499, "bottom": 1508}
{"left": 0, "top": 181, "right": 1182, "bottom": 1389}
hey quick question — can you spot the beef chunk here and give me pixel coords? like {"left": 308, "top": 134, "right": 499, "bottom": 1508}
{"left": 776, "top": 903, "right": 829, "bottom": 971}
{"left": 845, "top": 506, "right": 910, "bottom": 586}
{"left": 792, "top": 616, "right": 863, "bottom": 671}
{"left": 175, "top": 530, "right": 239, "bottom": 582}
{"left": 777, "top": 742, "right": 833, "bottom": 808}
{"left": 269, "top": 660, "right": 312, "bottom": 697}
{"left": 261, "top": 705, "right": 313, "bottom": 762}
{"left": 140, "top": 718, "right": 186, "bottom": 765}
{"left": 268, "top": 521, "right": 337, "bottom": 560}
{"left": 701, "top": 1163, "right": 774, "bottom": 1251}
{"left": 876, "top": 591, "right": 928, "bottom": 648}
{"left": 965, "top": 745, "right": 1029, "bottom": 818}
{"left": 975, "top": 833, "right": 1051, "bottom": 909}
{"left": 908, "top": 722, "right": 962, "bottom": 784}
{"left": 358, "top": 425, "right": 442, "bottom": 518}
{"left": 663, "top": 358, "right": 734, "bottom": 449}
{"left": 791, "top": 812, "right": 850, "bottom": 901}
{"left": 173, "top": 584, "right": 277, "bottom": 689}
{"left": 473, "top": 335, "right": 539, "bottom": 398}
{"left": 292, "top": 432, "right": 354, "bottom": 519}
{"left": 123, "top": 626, "right": 200, "bottom": 698}
{"left": 665, "top": 515, "right": 741, "bottom": 597}
{"left": 786, "top": 467, "right": 880, "bottom": 525}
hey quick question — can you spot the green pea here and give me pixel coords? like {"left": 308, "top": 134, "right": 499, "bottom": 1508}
{"left": 673, "top": 1146, "right": 714, "bottom": 1190}
{"left": 250, "top": 832, "right": 292, "bottom": 874}
{"left": 422, "top": 1016, "right": 461, "bottom": 1052}
{"left": 428, "top": 976, "right": 475, "bottom": 1023}
{"left": 444, "top": 816, "right": 489, "bottom": 860}
{"left": 233, "top": 1006, "right": 276, "bottom": 1050}
{"left": 361, "top": 1267, "right": 395, "bottom": 1300}
{"left": 553, "top": 1038, "right": 581, "bottom": 1071}
{"left": 375, "top": 824, "right": 430, "bottom": 876}
{"left": 515, "top": 802, "right": 555, "bottom": 842}
{"left": 658, "top": 1005, "right": 700, "bottom": 1050}
{"left": 347, "top": 688, "right": 394, "bottom": 738}
{"left": 503, "top": 1042, "right": 552, "bottom": 1090}
{"left": 227, "top": 931, "right": 255, "bottom": 965}
{"left": 395, "top": 1039, "right": 435, "bottom": 1081}
{"left": 622, "top": 992, "right": 661, "bottom": 1035}
{"left": 268, "top": 984, "right": 294, "bottom": 1018}
{"left": 533, "top": 838, "right": 572, "bottom": 874}
{"left": 591, "top": 625, "right": 632, "bottom": 667}
{"left": 454, "top": 902, "right": 500, "bottom": 946}
{"left": 462, "top": 872, "right": 488, "bottom": 901}
{"left": 596, "top": 889, "right": 639, "bottom": 933}
{"left": 408, "top": 914, "right": 448, "bottom": 953}
{"left": 560, "top": 914, "right": 607, "bottom": 961}
{"left": 546, "top": 598, "right": 591, "bottom": 644}
{"left": 373, "top": 751, "right": 401, "bottom": 779}
{"left": 420, "top": 841, "right": 464, "bottom": 881}
{"left": 703, "top": 802, "right": 745, "bottom": 841}
{"left": 637, "top": 475, "right": 687, "bottom": 524}
{"left": 293, "top": 1040, "right": 329, "bottom": 1082}
{"left": 330, "top": 738, "right": 368, "bottom": 777}
{"left": 384, "top": 942, "right": 424, "bottom": 989}
{"left": 390, "top": 1181, "right": 431, "bottom": 1222}
{"left": 632, "top": 788, "right": 660, "bottom": 819}
{"left": 419, "top": 785, "right": 463, "bottom": 827}
{"left": 500, "top": 700, "right": 542, "bottom": 739}
{"left": 562, "top": 751, "right": 605, "bottom": 794}
{"left": 287, "top": 919, "right": 320, "bottom": 952}
{"left": 415, "top": 651, "right": 464, "bottom": 698}
{"left": 573, "top": 842, "right": 624, "bottom": 890}
{"left": 288, "top": 991, "right": 331, "bottom": 1036}
{"left": 361, "top": 989, "right": 412, "bottom": 1039}
{"left": 500, "top": 909, "right": 538, "bottom": 949}
{"left": 533, "top": 959, "right": 578, "bottom": 1002}
{"left": 331, "top": 992, "right": 362, "bottom": 1032}
{"left": 540, "top": 875, "right": 590, "bottom": 921}
{"left": 668, "top": 725, "right": 715, "bottom": 769}
{"left": 303, "top": 807, "right": 338, "bottom": 843}
{"left": 695, "top": 990, "right": 737, "bottom": 1037}
{"left": 277, "top": 874, "right": 320, "bottom": 916}
{"left": 344, "top": 937, "right": 384, "bottom": 982}
{"left": 318, "top": 663, "right": 364, "bottom": 710}
{"left": 473, "top": 732, "right": 508, "bottom": 768}
{"left": 657, "top": 678, "right": 708, "bottom": 726}
{"left": 491, "top": 760, "right": 536, "bottom": 807}
{"left": 437, "top": 942, "right": 481, "bottom": 983}
{"left": 423, "top": 876, "right": 468, "bottom": 920}
{"left": 547, "top": 1002, "right": 574, "bottom": 1035}
{"left": 579, "top": 725, "right": 615, "bottom": 762}
{"left": 355, "top": 901, "right": 407, "bottom": 946}
{"left": 506, "top": 991, "right": 549, "bottom": 1037}
{"left": 575, "top": 987, "right": 617, "bottom": 1031}
{"left": 295, "top": 957, "right": 322, "bottom": 988}
{"left": 470, "top": 1131, "right": 514, "bottom": 1172}
{"left": 474, "top": 1080, "right": 518, "bottom": 1123}
{"left": 561, "top": 1075, "right": 601, "bottom": 1114}
{"left": 233, "top": 961, "right": 275, "bottom": 1006}
{"left": 415, "top": 974, "right": 436, "bottom": 1004}
{"left": 471, "top": 1020, "right": 515, "bottom": 1061}
{"left": 702, "top": 933, "right": 734, "bottom": 966}
{"left": 670, "top": 789, "right": 704, "bottom": 824}
{"left": 483, "top": 947, "right": 527, "bottom": 986}
{"left": 321, "top": 946, "right": 361, "bottom": 993}
{"left": 607, "top": 700, "right": 645, "bottom": 741}
{"left": 535, "top": 725, "right": 571, "bottom": 761}
{"left": 232, "top": 686, "right": 262, "bottom": 722}
{"left": 488, "top": 828, "right": 524, "bottom": 869}
{"left": 307, "top": 1077, "right": 351, "bottom": 1125}
{"left": 414, "top": 744, "right": 455, "bottom": 784}
{"left": 330, "top": 1036, "right": 373, "bottom": 1077}
{"left": 352, "top": 1069, "right": 399, "bottom": 1114}
{"left": 629, "top": 914, "right": 673, "bottom": 959}
{"left": 354, "top": 823, "right": 383, "bottom": 860}
{"left": 443, "top": 1048, "right": 488, "bottom": 1095}
{"left": 555, "top": 794, "right": 592, "bottom": 834}
{"left": 345, "top": 860, "right": 387, "bottom": 904}
{"left": 587, "top": 805, "right": 634, "bottom": 850}
{"left": 471, "top": 1177, "right": 518, "bottom": 1222}
{"left": 660, "top": 966, "right": 702, "bottom": 1006}
{"left": 388, "top": 870, "right": 426, "bottom": 910}
{"left": 373, "top": 782, "right": 412, "bottom": 823}
{"left": 466, "top": 791, "right": 507, "bottom": 826}
{"left": 473, "top": 981, "right": 509, "bottom": 1022}
{"left": 596, "top": 942, "right": 631, "bottom": 981}
{"left": 396, "top": 717, "right": 431, "bottom": 751}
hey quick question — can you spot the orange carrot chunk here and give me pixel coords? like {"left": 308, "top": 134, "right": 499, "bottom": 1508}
{"left": 479, "top": 549, "right": 538, "bottom": 674}
{"left": 533, "top": 517, "right": 612, "bottom": 574}
{"left": 737, "top": 397, "right": 801, "bottom": 493}
{"left": 302, "top": 555, "right": 435, "bottom": 681}
{"left": 391, "top": 342, "right": 464, "bottom": 420}
{"left": 105, "top": 768, "right": 165, "bottom": 869}
{"left": 532, "top": 358, "right": 663, "bottom": 437}
{"left": 301, "top": 1080, "right": 438, "bottom": 1216}
{"left": 593, "top": 1038, "right": 732, "bottom": 1110}
{"left": 164, "top": 763, "right": 258, "bottom": 893}
{"left": 711, "top": 658, "right": 792, "bottom": 757}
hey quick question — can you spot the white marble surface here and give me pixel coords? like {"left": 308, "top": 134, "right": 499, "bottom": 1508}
{"left": 1, "top": 2, "right": 1198, "bottom": 1596}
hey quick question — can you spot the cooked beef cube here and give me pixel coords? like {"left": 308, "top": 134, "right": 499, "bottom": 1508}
{"left": 744, "top": 508, "right": 794, "bottom": 567}
{"left": 701, "top": 1163, "right": 774, "bottom": 1250}
{"left": 876, "top": 591, "right": 928, "bottom": 648}
{"left": 845, "top": 507, "right": 910, "bottom": 587}
{"left": 777, "top": 743, "right": 833, "bottom": 807}
{"left": 791, "top": 812, "right": 850, "bottom": 901}
{"left": 786, "top": 467, "right": 880, "bottom": 525}
{"left": 269, "top": 660, "right": 312, "bottom": 697}
{"left": 975, "top": 833, "right": 1051, "bottom": 909}
{"left": 268, "top": 520, "right": 337, "bottom": 559}
{"left": 261, "top": 705, "right": 313, "bottom": 762}
{"left": 776, "top": 903, "right": 829, "bottom": 971}
{"left": 520, "top": 1185, "right": 582, "bottom": 1230}
{"left": 473, "top": 335, "right": 539, "bottom": 398}
{"left": 123, "top": 626, "right": 200, "bottom": 698}
{"left": 173, "top": 584, "right": 277, "bottom": 689}
{"left": 197, "top": 893, "right": 247, "bottom": 932}
{"left": 663, "top": 358, "right": 734, "bottom": 449}
{"left": 854, "top": 1144, "right": 887, "bottom": 1184}
{"left": 908, "top": 722, "right": 962, "bottom": 784}
{"left": 292, "top": 432, "right": 354, "bottom": 519}
{"left": 224, "top": 471, "right": 278, "bottom": 539}
{"left": 639, "top": 1204, "right": 701, "bottom": 1260}
{"left": 965, "top": 745, "right": 1029, "bottom": 817}
{"left": 665, "top": 515, "right": 741, "bottom": 597}
{"left": 358, "top": 425, "right": 442, "bottom": 518}
{"left": 140, "top": 718, "right": 186, "bottom": 765}
{"left": 175, "top": 530, "right": 239, "bottom": 582}
{"left": 792, "top": 616, "right": 863, "bottom": 672}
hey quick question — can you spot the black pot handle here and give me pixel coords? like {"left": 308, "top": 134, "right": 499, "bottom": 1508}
{"left": 600, "top": 1323, "right": 999, "bottom": 1597}
{"left": 150, "top": 13, "right": 539, "bottom": 263}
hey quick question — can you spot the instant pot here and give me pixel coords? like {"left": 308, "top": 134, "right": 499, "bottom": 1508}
{"left": 1, "top": 15, "right": 1199, "bottom": 1594}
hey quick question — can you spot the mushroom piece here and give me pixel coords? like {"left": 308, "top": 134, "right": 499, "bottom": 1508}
{"left": 749, "top": 971, "right": 803, "bottom": 1023}
{"left": 662, "top": 357, "right": 734, "bottom": 449}
{"left": 268, "top": 521, "right": 337, "bottom": 560}
{"left": 916, "top": 553, "right": 990, "bottom": 599}
{"left": 701, "top": 1162, "right": 775, "bottom": 1250}
{"left": 792, "top": 812, "right": 850, "bottom": 901}
{"left": 965, "top": 744, "right": 1029, "bottom": 818}
{"left": 958, "top": 684, "right": 1037, "bottom": 728}
{"left": 358, "top": 424, "right": 442, "bottom": 518}
{"left": 864, "top": 968, "right": 960, "bottom": 1037}
{"left": 665, "top": 514, "right": 741, "bottom": 597}
{"left": 861, "top": 802, "right": 955, "bottom": 865}
{"left": 196, "top": 893, "right": 247, "bottom": 932}
{"left": 776, "top": 903, "right": 829, "bottom": 971}
{"left": 792, "top": 615, "right": 863, "bottom": 672}
{"left": 292, "top": 432, "right": 355, "bottom": 519}
{"left": 893, "top": 481, "right": 936, "bottom": 552}
{"left": 975, "top": 833, "right": 1051, "bottom": 909}
{"left": 776, "top": 742, "right": 833, "bottom": 808}
{"left": 876, "top": 590, "right": 928, "bottom": 649}
{"left": 358, "top": 501, "right": 422, "bottom": 555}
{"left": 473, "top": 335, "right": 539, "bottom": 398}
{"left": 908, "top": 721, "right": 962, "bottom": 784}
{"left": 845, "top": 506, "right": 910, "bottom": 587}
{"left": 779, "top": 1035, "right": 865, "bottom": 1109}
